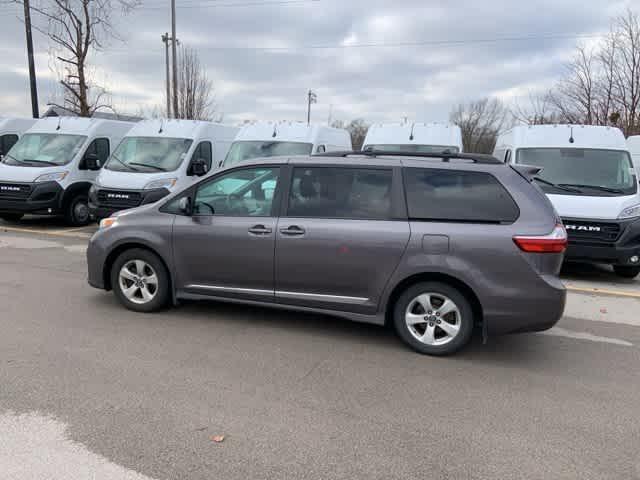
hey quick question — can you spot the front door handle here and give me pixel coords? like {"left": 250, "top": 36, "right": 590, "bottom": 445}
{"left": 248, "top": 225, "right": 272, "bottom": 235}
{"left": 280, "top": 225, "right": 306, "bottom": 236}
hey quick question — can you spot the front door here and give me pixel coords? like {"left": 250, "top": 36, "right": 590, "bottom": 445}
{"left": 275, "top": 165, "right": 410, "bottom": 314}
{"left": 173, "top": 165, "right": 282, "bottom": 301}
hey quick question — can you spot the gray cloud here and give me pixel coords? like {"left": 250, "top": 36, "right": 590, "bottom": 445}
{"left": 0, "top": 0, "right": 634, "bottom": 123}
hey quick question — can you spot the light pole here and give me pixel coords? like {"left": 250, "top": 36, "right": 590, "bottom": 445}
{"left": 161, "top": 33, "right": 171, "bottom": 118}
{"left": 23, "top": 0, "right": 39, "bottom": 118}
{"left": 307, "top": 90, "right": 317, "bottom": 125}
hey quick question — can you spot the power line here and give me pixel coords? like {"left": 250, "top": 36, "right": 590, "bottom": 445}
{"left": 136, "top": 0, "right": 319, "bottom": 10}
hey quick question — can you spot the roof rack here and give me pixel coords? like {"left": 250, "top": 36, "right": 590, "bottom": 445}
{"left": 316, "top": 150, "right": 503, "bottom": 165}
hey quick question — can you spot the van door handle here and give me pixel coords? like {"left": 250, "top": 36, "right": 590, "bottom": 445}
{"left": 248, "top": 225, "right": 272, "bottom": 235}
{"left": 280, "top": 225, "right": 305, "bottom": 236}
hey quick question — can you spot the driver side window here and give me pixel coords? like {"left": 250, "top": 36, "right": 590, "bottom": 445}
{"left": 194, "top": 167, "right": 281, "bottom": 217}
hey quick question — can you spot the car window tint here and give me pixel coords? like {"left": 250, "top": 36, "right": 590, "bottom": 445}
{"left": 194, "top": 167, "right": 280, "bottom": 217}
{"left": 403, "top": 167, "right": 519, "bottom": 223}
{"left": 287, "top": 167, "right": 392, "bottom": 220}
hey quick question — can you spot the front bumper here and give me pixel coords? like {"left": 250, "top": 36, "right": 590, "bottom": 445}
{"left": 0, "top": 181, "right": 63, "bottom": 215}
{"left": 563, "top": 217, "right": 640, "bottom": 266}
{"left": 89, "top": 187, "right": 170, "bottom": 219}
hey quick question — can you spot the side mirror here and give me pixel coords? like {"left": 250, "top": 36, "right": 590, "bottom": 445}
{"left": 84, "top": 153, "right": 101, "bottom": 171}
{"left": 190, "top": 158, "right": 208, "bottom": 177}
{"left": 178, "top": 196, "right": 192, "bottom": 216}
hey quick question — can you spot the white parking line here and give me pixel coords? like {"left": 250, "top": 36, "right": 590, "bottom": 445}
{"left": 540, "top": 327, "right": 633, "bottom": 347}
{"left": 0, "top": 411, "right": 157, "bottom": 480}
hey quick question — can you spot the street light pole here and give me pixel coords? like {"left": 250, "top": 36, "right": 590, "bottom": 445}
{"left": 161, "top": 33, "right": 171, "bottom": 118}
{"left": 23, "top": 0, "right": 39, "bottom": 118}
{"left": 307, "top": 90, "right": 317, "bottom": 125}
{"left": 171, "top": 0, "right": 179, "bottom": 118}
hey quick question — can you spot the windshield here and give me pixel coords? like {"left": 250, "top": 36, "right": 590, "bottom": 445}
{"left": 3, "top": 133, "right": 86, "bottom": 167}
{"left": 105, "top": 137, "right": 193, "bottom": 173}
{"left": 364, "top": 144, "right": 460, "bottom": 153}
{"left": 516, "top": 148, "right": 637, "bottom": 196}
{"left": 224, "top": 141, "right": 313, "bottom": 167}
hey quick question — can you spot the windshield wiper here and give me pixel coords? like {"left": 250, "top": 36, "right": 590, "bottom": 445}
{"left": 3, "top": 154, "right": 26, "bottom": 165}
{"left": 558, "top": 183, "right": 625, "bottom": 194}
{"left": 129, "top": 162, "right": 167, "bottom": 172}
{"left": 533, "top": 177, "right": 582, "bottom": 193}
{"left": 24, "top": 158, "right": 59, "bottom": 166}
{"left": 109, "top": 153, "right": 139, "bottom": 172}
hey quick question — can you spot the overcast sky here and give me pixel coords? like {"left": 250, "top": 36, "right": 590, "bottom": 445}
{"left": 0, "top": 0, "right": 634, "bottom": 124}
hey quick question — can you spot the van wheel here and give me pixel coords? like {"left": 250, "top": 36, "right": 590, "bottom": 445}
{"left": 111, "top": 248, "right": 170, "bottom": 313}
{"left": 613, "top": 265, "right": 640, "bottom": 279}
{"left": 64, "top": 194, "right": 90, "bottom": 226}
{"left": 393, "top": 282, "right": 474, "bottom": 356}
{"left": 0, "top": 213, "right": 23, "bottom": 222}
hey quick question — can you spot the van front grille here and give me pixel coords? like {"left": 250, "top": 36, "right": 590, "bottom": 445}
{"left": 96, "top": 189, "right": 142, "bottom": 208}
{"left": 562, "top": 219, "right": 622, "bottom": 244}
{"left": 0, "top": 183, "right": 32, "bottom": 200}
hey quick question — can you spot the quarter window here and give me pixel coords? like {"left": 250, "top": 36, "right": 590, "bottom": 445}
{"left": 194, "top": 167, "right": 280, "bottom": 217}
{"left": 287, "top": 167, "right": 393, "bottom": 220}
{"left": 403, "top": 168, "right": 519, "bottom": 223}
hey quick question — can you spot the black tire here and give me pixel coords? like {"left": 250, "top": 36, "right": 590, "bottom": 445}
{"left": 393, "top": 282, "right": 474, "bottom": 356}
{"left": 0, "top": 213, "right": 24, "bottom": 222}
{"left": 111, "top": 248, "right": 171, "bottom": 313}
{"left": 613, "top": 265, "right": 640, "bottom": 279}
{"left": 64, "top": 194, "right": 91, "bottom": 226}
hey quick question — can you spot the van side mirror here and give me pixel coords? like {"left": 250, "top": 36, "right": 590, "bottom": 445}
{"left": 178, "top": 196, "right": 192, "bottom": 215}
{"left": 84, "top": 153, "right": 101, "bottom": 171}
{"left": 190, "top": 158, "right": 208, "bottom": 177}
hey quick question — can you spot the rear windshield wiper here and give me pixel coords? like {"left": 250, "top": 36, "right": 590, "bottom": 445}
{"left": 558, "top": 183, "right": 625, "bottom": 194}
{"left": 129, "top": 162, "right": 167, "bottom": 172}
{"left": 533, "top": 177, "right": 582, "bottom": 193}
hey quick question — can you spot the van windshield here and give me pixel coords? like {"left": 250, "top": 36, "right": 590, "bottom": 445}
{"left": 364, "top": 144, "right": 460, "bottom": 154}
{"left": 516, "top": 148, "right": 637, "bottom": 196}
{"left": 224, "top": 141, "right": 313, "bottom": 167}
{"left": 3, "top": 133, "right": 86, "bottom": 167}
{"left": 105, "top": 137, "right": 193, "bottom": 173}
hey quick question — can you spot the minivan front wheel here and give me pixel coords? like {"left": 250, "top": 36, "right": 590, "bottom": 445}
{"left": 393, "top": 282, "right": 474, "bottom": 355}
{"left": 111, "top": 249, "right": 170, "bottom": 312}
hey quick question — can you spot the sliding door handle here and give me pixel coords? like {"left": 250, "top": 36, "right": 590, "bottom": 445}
{"left": 280, "top": 225, "right": 306, "bottom": 236}
{"left": 248, "top": 225, "right": 272, "bottom": 235}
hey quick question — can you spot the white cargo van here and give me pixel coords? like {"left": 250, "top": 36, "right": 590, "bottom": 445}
{"left": 0, "top": 118, "right": 38, "bottom": 158}
{"left": 628, "top": 135, "right": 640, "bottom": 171}
{"left": 89, "top": 119, "right": 238, "bottom": 219}
{"left": 496, "top": 124, "right": 640, "bottom": 278}
{"left": 222, "top": 122, "right": 352, "bottom": 167}
{"left": 362, "top": 122, "right": 463, "bottom": 153}
{"left": 0, "top": 117, "right": 134, "bottom": 225}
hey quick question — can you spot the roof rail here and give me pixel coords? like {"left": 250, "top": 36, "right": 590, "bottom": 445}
{"left": 316, "top": 150, "right": 503, "bottom": 165}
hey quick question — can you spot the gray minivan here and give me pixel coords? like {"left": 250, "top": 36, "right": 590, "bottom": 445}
{"left": 87, "top": 151, "right": 567, "bottom": 355}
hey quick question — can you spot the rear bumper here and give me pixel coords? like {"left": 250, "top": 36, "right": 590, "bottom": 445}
{"left": 89, "top": 187, "right": 170, "bottom": 219}
{"left": 563, "top": 217, "right": 640, "bottom": 266}
{"left": 486, "top": 274, "right": 566, "bottom": 336}
{"left": 0, "top": 181, "right": 63, "bottom": 215}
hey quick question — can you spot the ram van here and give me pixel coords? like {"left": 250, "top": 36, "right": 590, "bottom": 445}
{"left": 496, "top": 125, "right": 640, "bottom": 278}
{"left": 0, "top": 117, "right": 134, "bottom": 225}
{"left": 362, "top": 122, "right": 463, "bottom": 153}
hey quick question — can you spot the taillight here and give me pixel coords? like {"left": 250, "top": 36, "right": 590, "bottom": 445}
{"left": 513, "top": 224, "right": 567, "bottom": 253}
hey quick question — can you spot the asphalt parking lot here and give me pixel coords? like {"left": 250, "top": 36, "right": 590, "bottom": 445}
{"left": 1, "top": 218, "right": 639, "bottom": 480}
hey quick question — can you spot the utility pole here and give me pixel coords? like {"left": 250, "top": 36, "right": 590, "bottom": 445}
{"left": 23, "top": 0, "right": 39, "bottom": 118}
{"left": 171, "top": 0, "right": 179, "bottom": 119}
{"left": 327, "top": 104, "right": 333, "bottom": 126}
{"left": 307, "top": 90, "right": 317, "bottom": 125}
{"left": 161, "top": 33, "right": 171, "bottom": 118}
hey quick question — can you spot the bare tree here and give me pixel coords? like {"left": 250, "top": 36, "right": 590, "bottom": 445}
{"left": 343, "top": 119, "right": 368, "bottom": 150}
{"left": 450, "top": 98, "right": 511, "bottom": 154}
{"left": 175, "top": 46, "right": 217, "bottom": 121}
{"left": 17, "top": 0, "right": 139, "bottom": 117}
{"left": 512, "top": 91, "right": 559, "bottom": 125}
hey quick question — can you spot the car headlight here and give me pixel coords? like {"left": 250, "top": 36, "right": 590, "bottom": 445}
{"left": 143, "top": 178, "right": 178, "bottom": 190}
{"left": 99, "top": 217, "right": 118, "bottom": 229}
{"left": 34, "top": 171, "right": 68, "bottom": 183}
{"left": 619, "top": 204, "right": 640, "bottom": 219}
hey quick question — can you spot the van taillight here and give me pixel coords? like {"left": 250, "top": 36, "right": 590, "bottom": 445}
{"left": 513, "top": 224, "right": 567, "bottom": 253}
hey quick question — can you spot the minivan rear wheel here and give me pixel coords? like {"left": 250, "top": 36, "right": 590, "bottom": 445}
{"left": 613, "top": 265, "right": 640, "bottom": 279}
{"left": 393, "top": 282, "right": 474, "bottom": 355}
{"left": 111, "top": 248, "right": 170, "bottom": 312}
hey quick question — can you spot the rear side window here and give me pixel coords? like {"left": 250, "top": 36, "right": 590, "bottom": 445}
{"left": 287, "top": 167, "right": 393, "bottom": 220}
{"left": 403, "top": 168, "right": 519, "bottom": 223}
